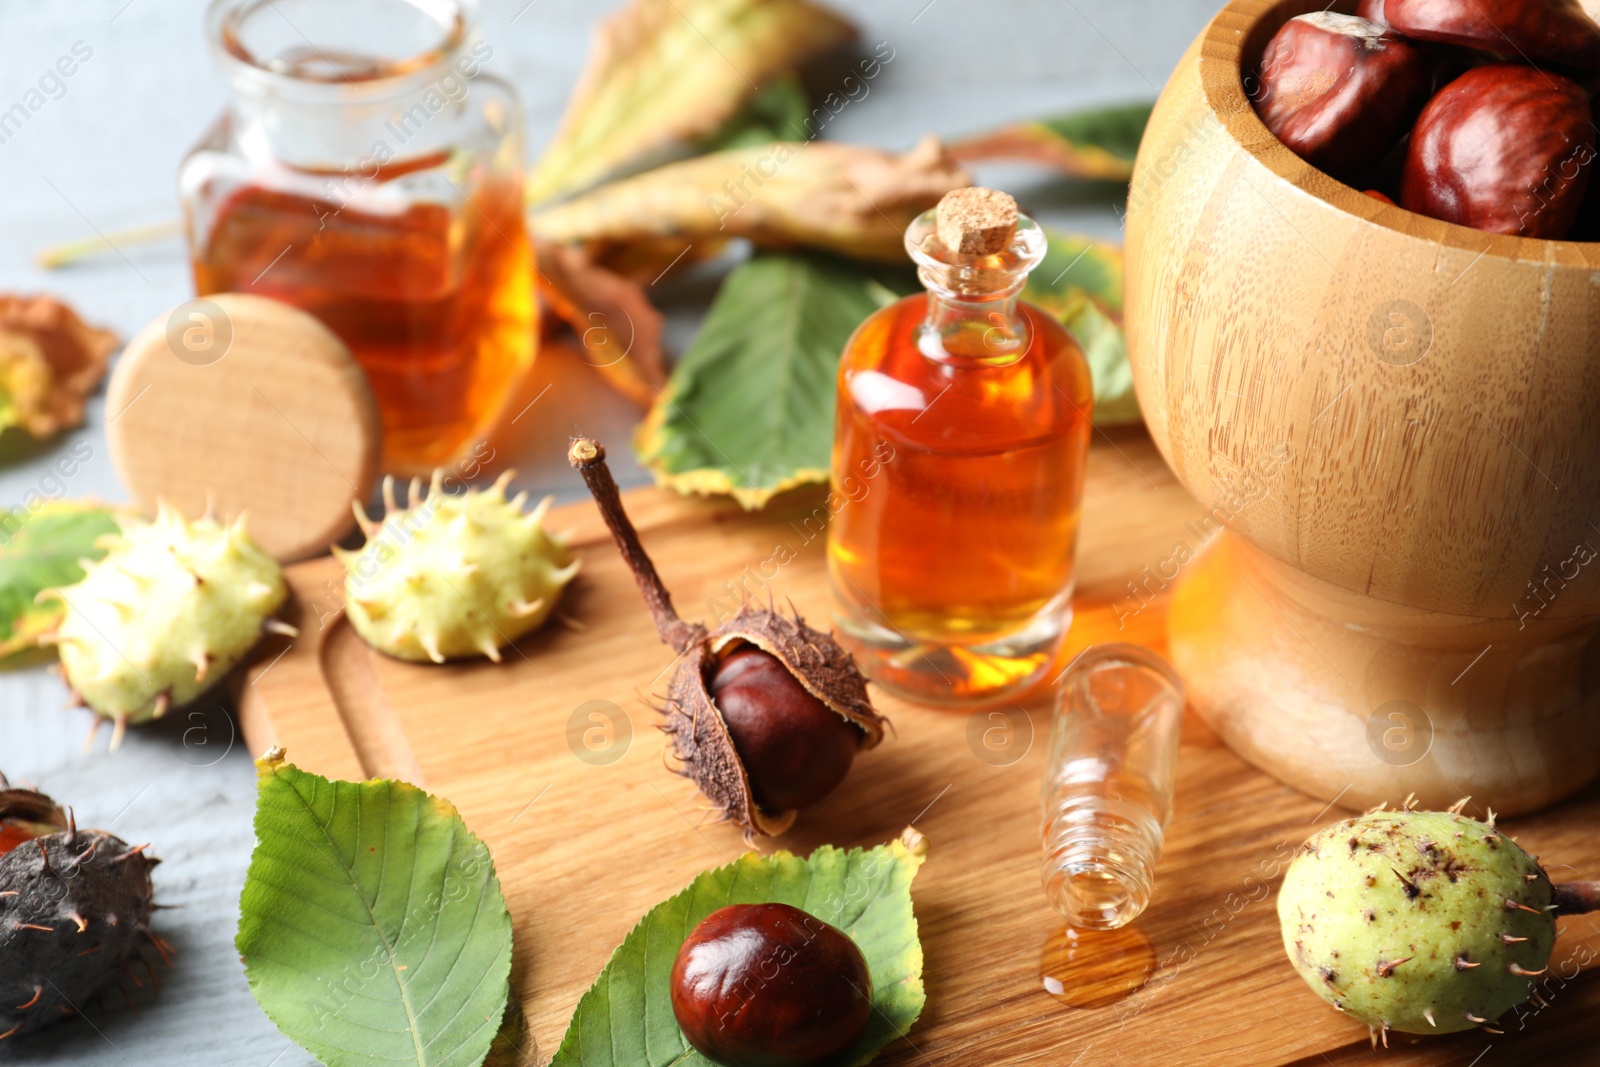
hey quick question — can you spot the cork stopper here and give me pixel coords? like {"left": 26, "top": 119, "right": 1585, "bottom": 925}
{"left": 934, "top": 187, "right": 1018, "bottom": 256}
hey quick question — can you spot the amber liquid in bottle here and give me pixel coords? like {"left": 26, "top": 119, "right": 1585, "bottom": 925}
{"left": 828, "top": 208, "right": 1093, "bottom": 706}
{"left": 192, "top": 164, "right": 535, "bottom": 474}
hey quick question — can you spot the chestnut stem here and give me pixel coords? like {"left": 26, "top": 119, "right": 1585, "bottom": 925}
{"left": 1553, "top": 882, "right": 1600, "bottom": 915}
{"left": 568, "top": 437, "right": 704, "bottom": 653}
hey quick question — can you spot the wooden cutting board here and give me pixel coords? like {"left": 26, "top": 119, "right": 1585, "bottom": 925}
{"left": 237, "top": 432, "right": 1600, "bottom": 1066}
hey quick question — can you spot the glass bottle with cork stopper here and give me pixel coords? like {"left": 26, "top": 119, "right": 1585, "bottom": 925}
{"left": 827, "top": 187, "right": 1094, "bottom": 707}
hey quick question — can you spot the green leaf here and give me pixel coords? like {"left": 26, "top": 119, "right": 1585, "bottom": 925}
{"left": 636, "top": 252, "right": 898, "bottom": 509}
{"left": 1067, "top": 302, "right": 1140, "bottom": 426}
{"left": 551, "top": 829, "right": 929, "bottom": 1067}
{"left": 238, "top": 753, "right": 514, "bottom": 1067}
{"left": 0, "top": 501, "right": 120, "bottom": 663}
{"left": 699, "top": 76, "right": 812, "bottom": 151}
{"left": 1024, "top": 231, "right": 1141, "bottom": 427}
{"left": 950, "top": 102, "right": 1154, "bottom": 182}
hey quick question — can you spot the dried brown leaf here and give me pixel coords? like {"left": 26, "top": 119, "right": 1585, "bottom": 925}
{"left": 536, "top": 243, "right": 665, "bottom": 408}
{"left": 531, "top": 136, "right": 970, "bottom": 263}
{"left": 526, "top": 0, "right": 856, "bottom": 205}
{"left": 0, "top": 295, "right": 117, "bottom": 438}
{"left": 583, "top": 236, "right": 732, "bottom": 285}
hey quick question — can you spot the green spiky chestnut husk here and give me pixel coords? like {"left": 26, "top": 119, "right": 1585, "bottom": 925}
{"left": 1279, "top": 806, "right": 1567, "bottom": 1038}
{"left": 0, "top": 780, "right": 162, "bottom": 1041}
{"left": 48, "top": 503, "right": 288, "bottom": 745}
{"left": 338, "top": 470, "right": 579, "bottom": 664}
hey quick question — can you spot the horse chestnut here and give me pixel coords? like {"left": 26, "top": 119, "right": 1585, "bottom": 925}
{"left": 710, "top": 647, "right": 862, "bottom": 813}
{"left": 670, "top": 903, "right": 872, "bottom": 1067}
{"left": 1254, "top": 12, "right": 1432, "bottom": 176}
{"left": 569, "top": 438, "right": 886, "bottom": 838}
{"left": 1383, "top": 0, "right": 1600, "bottom": 72}
{"left": 1401, "top": 63, "right": 1595, "bottom": 237}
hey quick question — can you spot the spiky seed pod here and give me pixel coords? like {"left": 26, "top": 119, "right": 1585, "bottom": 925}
{"left": 0, "top": 777, "right": 163, "bottom": 1041}
{"left": 1278, "top": 803, "right": 1599, "bottom": 1039}
{"left": 569, "top": 438, "right": 886, "bottom": 838}
{"left": 45, "top": 502, "right": 289, "bottom": 750}
{"left": 337, "top": 469, "right": 579, "bottom": 664}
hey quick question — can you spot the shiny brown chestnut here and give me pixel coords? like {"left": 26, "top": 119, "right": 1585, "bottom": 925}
{"left": 1400, "top": 63, "right": 1595, "bottom": 237}
{"left": 1383, "top": 0, "right": 1600, "bottom": 73}
{"left": 670, "top": 903, "right": 872, "bottom": 1067}
{"left": 1356, "top": 0, "right": 1389, "bottom": 24}
{"left": 710, "top": 647, "right": 862, "bottom": 813}
{"left": 1254, "top": 12, "right": 1433, "bottom": 176}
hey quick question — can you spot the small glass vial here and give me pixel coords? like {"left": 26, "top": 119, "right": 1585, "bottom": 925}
{"left": 1042, "top": 644, "right": 1185, "bottom": 930}
{"left": 827, "top": 188, "right": 1094, "bottom": 707}
{"left": 182, "top": 0, "right": 535, "bottom": 475}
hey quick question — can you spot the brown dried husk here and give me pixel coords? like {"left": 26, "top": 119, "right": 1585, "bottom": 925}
{"left": 0, "top": 823, "right": 160, "bottom": 1039}
{"left": 662, "top": 605, "right": 886, "bottom": 837}
{"left": 0, "top": 782, "right": 67, "bottom": 831}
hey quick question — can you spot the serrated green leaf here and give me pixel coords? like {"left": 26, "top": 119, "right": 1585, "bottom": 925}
{"left": 950, "top": 102, "right": 1154, "bottom": 182}
{"left": 636, "top": 252, "right": 897, "bottom": 509}
{"left": 552, "top": 831, "right": 928, "bottom": 1067}
{"left": 700, "top": 76, "right": 811, "bottom": 151}
{"left": 1066, "top": 302, "right": 1140, "bottom": 426}
{"left": 0, "top": 501, "right": 120, "bottom": 662}
{"left": 238, "top": 754, "right": 514, "bottom": 1067}
{"left": 1024, "top": 231, "right": 1141, "bottom": 427}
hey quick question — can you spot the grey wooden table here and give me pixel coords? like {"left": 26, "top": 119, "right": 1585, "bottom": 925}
{"left": 0, "top": 1, "right": 1215, "bottom": 1061}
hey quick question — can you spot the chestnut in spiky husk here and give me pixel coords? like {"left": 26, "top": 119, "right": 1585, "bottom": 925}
{"left": 670, "top": 903, "right": 872, "bottom": 1067}
{"left": 568, "top": 438, "right": 886, "bottom": 837}
{"left": 1279, "top": 798, "right": 1600, "bottom": 1045}
{"left": 0, "top": 775, "right": 165, "bottom": 1042}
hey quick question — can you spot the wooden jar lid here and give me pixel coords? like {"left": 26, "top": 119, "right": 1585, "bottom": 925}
{"left": 107, "top": 293, "right": 381, "bottom": 562}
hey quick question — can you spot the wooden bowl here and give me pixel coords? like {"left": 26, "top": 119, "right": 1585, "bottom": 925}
{"left": 1125, "top": 0, "right": 1600, "bottom": 815}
